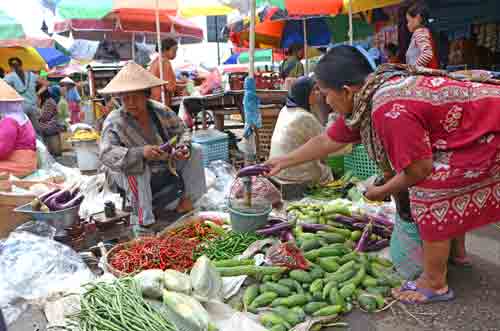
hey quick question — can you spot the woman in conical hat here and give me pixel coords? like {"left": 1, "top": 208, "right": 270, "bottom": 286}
{"left": 98, "top": 62, "right": 206, "bottom": 234}
{"left": 0, "top": 79, "right": 37, "bottom": 177}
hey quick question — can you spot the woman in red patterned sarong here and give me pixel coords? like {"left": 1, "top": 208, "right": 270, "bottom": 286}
{"left": 266, "top": 45, "right": 500, "bottom": 304}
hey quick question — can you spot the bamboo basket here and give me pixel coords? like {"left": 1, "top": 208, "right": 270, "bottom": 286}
{"left": 104, "top": 236, "right": 157, "bottom": 278}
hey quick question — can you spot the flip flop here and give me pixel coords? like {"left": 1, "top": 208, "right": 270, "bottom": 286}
{"left": 449, "top": 256, "right": 473, "bottom": 268}
{"left": 397, "top": 281, "right": 455, "bottom": 305}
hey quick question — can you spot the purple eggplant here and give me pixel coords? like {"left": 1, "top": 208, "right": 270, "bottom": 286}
{"left": 301, "top": 223, "right": 332, "bottom": 233}
{"left": 365, "top": 238, "right": 390, "bottom": 252}
{"left": 351, "top": 222, "right": 367, "bottom": 231}
{"left": 280, "top": 230, "right": 295, "bottom": 242}
{"left": 371, "top": 223, "right": 393, "bottom": 239}
{"left": 50, "top": 194, "right": 84, "bottom": 211}
{"left": 159, "top": 142, "right": 174, "bottom": 154}
{"left": 236, "top": 164, "right": 271, "bottom": 178}
{"left": 268, "top": 217, "right": 288, "bottom": 225}
{"left": 256, "top": 222, "right": 293, "bottom": 236}
{"left": 39, "top": 189, "right": 60, "bottom": 203}
{"left": 355, "top": 222, "right": 373, "bottom": 252}
{"left": 333, "top": 215, "right": 359, "bottom": 228}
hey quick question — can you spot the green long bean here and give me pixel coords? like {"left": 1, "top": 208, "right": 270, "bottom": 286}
{"left": 194, "top": 232, "right": 264, "bottom": 260}
{"left": 69, "top": 278, "right": 176, "bottom": 331}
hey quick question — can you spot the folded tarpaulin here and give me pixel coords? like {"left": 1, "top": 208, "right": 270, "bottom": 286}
{"left": 35, "top": 48, "right": 71, "bottom": 68}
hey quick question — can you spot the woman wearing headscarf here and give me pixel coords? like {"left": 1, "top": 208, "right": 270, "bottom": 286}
{"left": 0, "top": 79, "right": 37, "bottom": 177}
{"left": 266, "top": 45, "right": 500, "bottom": 304}
{"left": 269, "top": 77, "right": 332, "bottom": 183}
{"left": 38, "top": 86, "right": 63, "bottom": 137}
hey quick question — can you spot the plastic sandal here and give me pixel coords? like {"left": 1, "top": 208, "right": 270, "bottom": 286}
{"left": 397, "top": 281, "right": 455, "bottom": 304}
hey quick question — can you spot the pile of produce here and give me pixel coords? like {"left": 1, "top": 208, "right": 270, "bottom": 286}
{"left": 194, "top": 232, "right": 264, "bottom": 260}
{"left": 304, "top": 172, "right": 359, "bottom": 201}
{"left": 109, "top": 237, "right": 198, "bottom": 274}
{"left": 213, "top": 247, "right": 401, "bottom": 331}
{"left": 31, "top": 186, "right": 83, "bottom": 212}
{"left": 69, "top": 277, "right": 177, "bottom": 331}
{"left": 71, "top": 128, "right": 100, "bottom": 141}
{"left": 166, "top": 219, "right": 226, "bottom": 245}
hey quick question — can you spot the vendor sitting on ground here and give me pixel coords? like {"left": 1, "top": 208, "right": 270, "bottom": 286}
{"left": 98, "top": 62, "right": 207, "bottom": 230}
{"left": 269, "top": 76, "right": 333, "bottom": 184}
{"left": 0, "top": 79, "right": 37, "bottom": 177}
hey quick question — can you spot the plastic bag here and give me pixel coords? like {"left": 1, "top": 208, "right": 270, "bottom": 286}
{"left": 163, "top": 270, "right": 192, "bottom": 294}
{"left": 231, "top": 176, "right": 283, "bottom": 209}
{"left": 134, "top": 269, "right": 165, "bottom": 299}
{"left": 265, "top": 242, "right": 309, "bottom": 270}
{"left": 190, "top": 256, "right": 223, "bottom": 302}
{"left": 0, "top": 228, "right": 94, "bottom": 325}
{"left": 162, "top": 290, "right": 210, "bottom": 331}
{"left": 78, "top": 173, "right": 122, "bottom": 219}
{"left": 196, "top": 161, "right": 237, "bottom": 211}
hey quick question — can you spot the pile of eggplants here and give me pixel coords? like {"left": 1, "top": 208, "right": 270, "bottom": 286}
{"left": 334, "top": 215, "right": 393, "bottom": 252}
{"left": 33, "top": 186, "right": 84, "bottom": 212}
{"left": 237, "top": 164, "right": 271, "bottom": 178}
{"left": 256, "top": 217, "right": 295, "bottom": 242}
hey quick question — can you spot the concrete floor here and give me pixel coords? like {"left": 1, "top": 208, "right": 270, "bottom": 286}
{"left": 8, "top": 224, "right": 500, "bottom": 331}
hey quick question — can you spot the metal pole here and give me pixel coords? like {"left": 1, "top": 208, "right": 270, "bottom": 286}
{"left": 303, "top": 18, "right": 309, "bottom": 75}
{"left": 131, "top": 32, "right": 136, "bottom": 61}
{"left": 249, "top": 0, "right": 256, "bottom": 78}
{"left": 348, "top": 0, "right": 353, "bottom": 45}
{"left": 155, "top": 0, "right": 166, "bottom": 104}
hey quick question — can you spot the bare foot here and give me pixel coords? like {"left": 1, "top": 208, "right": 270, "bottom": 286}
{"left": 176, "top": 197, "right": 193, "bottom": 214}
{"left": 392, "top": 277, "right": 449, "bottom": 303}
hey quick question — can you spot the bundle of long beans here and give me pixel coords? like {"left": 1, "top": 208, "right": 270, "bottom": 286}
{"left": 69, "top": 278, "right": 176, "bottom": 331}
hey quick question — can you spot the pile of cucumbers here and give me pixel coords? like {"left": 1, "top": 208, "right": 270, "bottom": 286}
{"left": 241, "top": 247, "right": 402, "bottom": 331}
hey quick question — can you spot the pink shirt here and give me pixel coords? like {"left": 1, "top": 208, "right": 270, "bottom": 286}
{"left": 0, "top": 117, "right": 36, "bottom": 159}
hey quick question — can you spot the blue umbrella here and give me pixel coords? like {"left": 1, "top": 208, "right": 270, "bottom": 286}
{"left": 35, "top": 47, "right": 70, "bottom": 68}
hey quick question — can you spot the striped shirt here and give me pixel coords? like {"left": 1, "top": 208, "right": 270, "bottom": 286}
{"left": 406, "top": 27, "right": 434, "bottom": 67}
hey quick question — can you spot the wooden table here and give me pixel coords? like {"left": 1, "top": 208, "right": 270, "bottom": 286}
{"left": 181, "top": 90, "right": 287, "bottom": 131}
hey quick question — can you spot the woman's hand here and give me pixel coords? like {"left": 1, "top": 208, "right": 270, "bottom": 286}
{"left": 173, "top": 146, "right": 190, "bottom": 161}
{"left": 143, "top": 145, "right": 164, "bottom": 160}
{"left": 264, "top": 156, "right": 289, "bottom": 176}
{"left": 364, "top": 184, "right": 389, "bottom": 202}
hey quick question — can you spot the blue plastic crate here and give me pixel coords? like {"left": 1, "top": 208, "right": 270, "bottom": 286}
{"left": 191, "top": 129, "right": 229, "bottom": 167}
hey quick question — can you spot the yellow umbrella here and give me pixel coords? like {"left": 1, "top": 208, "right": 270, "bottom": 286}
{"left": 179, "top": 0, "right": 236, "bottom": 17}
{"left": 0, "top": 46, "right": 47, "bottom": 72}
{"left": 341, "top": 0, "right": 401, "bottom": 14}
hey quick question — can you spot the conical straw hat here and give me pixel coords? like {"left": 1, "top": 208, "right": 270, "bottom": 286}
{"left": 0, "top": 79, "right": 23, "bottom": 102}
{"left": 98, "top": 62, "right": 168, "bottom": 95}
{"left": 60, "top": 77, "right": 76, "bottom": 85}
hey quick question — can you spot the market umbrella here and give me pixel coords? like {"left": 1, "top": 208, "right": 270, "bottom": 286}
{"left": 0, "top": 9, "right": 26, "bottom": 40}
{"left": 179, "top": 0, "right": 237, "bottom": 18}
{"left": 0, "top": 46, "right": 47, "bottom": 71}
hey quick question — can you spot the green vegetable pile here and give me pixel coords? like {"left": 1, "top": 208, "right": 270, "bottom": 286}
{"left": 304, "top": 171, "right": 359, "bottom": 201}
{"left": 69, "top": 278, "right": 177, "bottom": 331}
{"left": 194, "top": 232, "right": 264, "bottom": 260}
{"left": 217, "top": 248, "right": 401, "bottom": 331}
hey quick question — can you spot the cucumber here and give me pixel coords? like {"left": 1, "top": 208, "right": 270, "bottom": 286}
{"left": 366, "top": 286, "right": 391, "bottom": 297}
{"left": 304, "top": 302, "right": 329, "bottom": 315}
{"left": 362, "top": 276, "right": 378, "bottom": 288}
{"left": 319, "top": 257, "right": 340, "bottom": 272}
{"left": 339, "top": 252, "right": 359, "bottom": 265}
{"left": 335, "top": 260, "right": 357, "bottom": 274}
{"left": 322, "top": 280, "right": 337, "bottom": 300}
{"left": 326, "top": 269, "right": 357, "bottom": 283}
{"left": 301, "top": 238, "right": 322, "bottom": 252}
{"left": 289, "top": 270, "right": 312, "bottom": 283}
{"left": 317, "top": 232, "right": 346, "bottom": 244}
{"left": 372, "top": 256, "right": 394, "bottom": 268}
{"left": 243, "top": 284, "right": 260, "bottom": 310}
{"left": 339, "top": 266, "right": 366, "bottom": 288}
{"left": 262, "top": 275, "right": 274, "bottom": 283}
{"left": 271, "top": 298, "right": 287, "bottom": 307}
{"left": 303, "top": 249, "right": 321, "bottom": 261}
{"left": 358, "top": 293, "right": 378, "bottom": 312}
{"left": 310, "top": 279, "right": 324, "bottom": 293}
{"left": 290, "top": 307, "right": 306, "bottom": 322}
{"left": 260, "top": 312, "right": 291, "bottom": 329}
{"left": 350, "top": 230, "right": 362, "bottom": 241}
{"left": 214, "top": 259, "right": 255, "bottom": 268}
{"left": 312, "top": 305, "right": 343, "bottom": 317}
{"left": 328, "top": 227, "right": 352, "bottom": 239}
{"left": 339, "top": 284, "right": 356, "bottom": 298}
{"left": 249, "top": 292, "right": 278, "bottom": 310}
{"left": 317, "top": 246, "right": 350, "bottom": 257}
{"left": 281, "top": 294, "right": 309, "bottom": 308}
{"left": 269, "top": 325, "right": 287, "bottom": 331}
{"left": 272, "top": 307, "right": 302, "bottom": 326}
{"left": 308, "top": 267, "right": 325, "bottom": 281}
{"left": 278, "top": 279, "right": 298, "bottom": 290}
{"left": 217, "top": 266, "right": 286, "bottom": 277}
{"left": 312, "top": 291, "right": 323, "bottom": 301}
{"left": 260, "top": 282, "right": 292, "bottom": 297}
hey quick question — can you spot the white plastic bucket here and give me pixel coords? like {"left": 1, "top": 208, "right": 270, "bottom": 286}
{"left": 73, "top": 139, "right": 99, "bottom": 171}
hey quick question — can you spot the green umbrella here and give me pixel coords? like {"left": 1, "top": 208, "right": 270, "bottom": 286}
{"left": 56, "top": 0, "right": 112, "bottom": 19}
{"left": 238, "top": 49, "right": 274, "bottom": 64}
{"left": 0, "top": 9, "right": 25, "bottom": 40}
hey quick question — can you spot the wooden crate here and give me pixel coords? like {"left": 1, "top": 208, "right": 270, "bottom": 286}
{"left": 256, "top": 106, "right": 281, "bottom": 161}
{"left": 269, "top": 177, "right": 312, "bottom": 201}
